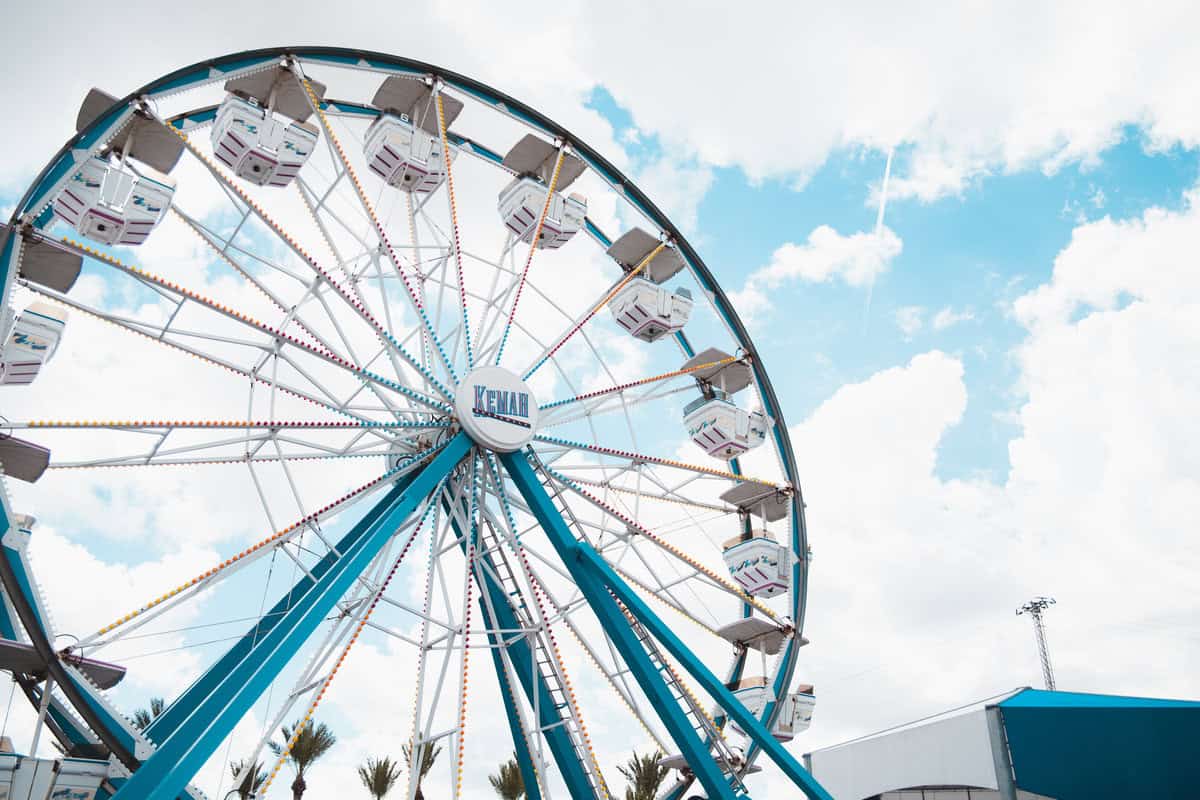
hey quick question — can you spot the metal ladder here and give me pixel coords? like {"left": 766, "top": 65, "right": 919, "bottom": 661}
{"left": 530, "top": 457, "right": 747, "bottom": 795}
{"left": 624, "top": 608, "right": 748, "bottom": 793}
{"left": 474, "top": 513, "right": 610, "bottom": 799}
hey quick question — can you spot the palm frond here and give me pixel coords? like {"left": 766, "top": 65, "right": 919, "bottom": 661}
{"left": 270, "top": 719, "right": 337, "bottom": 779}
{"left": 487, "top": 754, "right": 525, "bottom": 799}
{"left": 358, "top": 756, "right": 403, "bottom": 799}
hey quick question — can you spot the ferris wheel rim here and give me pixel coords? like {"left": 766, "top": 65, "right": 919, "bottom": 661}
{"left": 1, "top": 45, "right": 813, "bottom": 796}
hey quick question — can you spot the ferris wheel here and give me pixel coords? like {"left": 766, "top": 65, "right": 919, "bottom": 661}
{"left": 0, "top": 49, "right": 830, "bottom": 800}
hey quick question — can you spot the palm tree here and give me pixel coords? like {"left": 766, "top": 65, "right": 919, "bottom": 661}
{"left": 358, "top": 756, "right": 403, "bottom": 799}
{"left": 229, "top": 758, "right": 267, "bottom": 800}
{"left": 401, "top": 738, "right": 441, "bottom": 800}
{"left": 617, "top": 750, "right": 669, "bottom": 800}
{"left": 268, "top": 719, "right": 337, "bottom": 800}
{"left": 132, "top": 697, "right": 165, "bottom": 731}
{"left": 488, "top": 754, "right": 525, "bottom": 799}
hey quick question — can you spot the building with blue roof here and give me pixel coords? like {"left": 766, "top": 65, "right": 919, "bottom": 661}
{"left": 803, "top": 687, "right": 1200, "bottom": 799}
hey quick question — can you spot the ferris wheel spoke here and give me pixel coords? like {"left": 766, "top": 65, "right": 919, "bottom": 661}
{"left": 177, "top": 208, "right": 415, "bottom": 417}
{"left": 521, "top": 240, "right": 667, "bottom": 381}
{"left": 498, "top": 449, "right": 746, "bottom": 800}
{"left": 532, "top": 434, "right": 783, "bottom": 488}
{"left": 163, "top": 114, "right": 457, "bottom": 404}
{"left": 172, "top": 207, "right": 335, "bottom": 355}
{"left": 539, "top": 353, "right": 741, "bottom": 415}
{"left": 494, "top": 145, "right": 567, "bottom": 367}
{"left": 536, "top": 459, "right": 787, "bottom": 626}
{"left": 45, "top": 440, "right": 401, "bottom": 471}
{"left": 539, "top": 382, "right": 697, "bottom": 433}
{"left": 75, "top": 439, "right": 458, "bottom": 655}
{"left": 469, "top": 234, "right": 521, "bottom": 361}
{"left": 37, "top": 233, "right": 449, "bottom": 413}
{"left": 294, "top": 73, "right": 462, "bottom": 387}
{"left": 114, "top": 436, "right": 469, "bottom": 800}
{"left": 17, "top": 280, "right": 412, "bottom": 439}
{"left": 562, "top": 472, "right": 732, "bottom": 514}
{"left": 404, "top": 493, "right": 453, "bottom": 800}
{"left": 258, "top": 492, "right": 438, "bottom": 797}
{"left": 432, "top": 87, "right": 475, "bottom": 374}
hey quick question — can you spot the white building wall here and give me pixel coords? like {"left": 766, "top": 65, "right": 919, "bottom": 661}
{"left": 807, "top": 708, "right": 999, "bottom": 800}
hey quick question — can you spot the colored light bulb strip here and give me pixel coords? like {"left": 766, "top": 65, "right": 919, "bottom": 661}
{"left": 452, "top": 453, "right": 480, "bottom": 800}
{"left": 435, "top": 89, "right": 475, "bottom": 372}
{"left": 561, "top": 474, "right": 733, "bottom": 514}
{"left": 25, "top": 419, "right": 448, "bottom": 430}
{"left": 20, "top": 280, "right": 368, "bottom": 424}
{"left": 403, "top": 191, "right": 436, "bottom": 373}
{"left": 557, "top": 607, "right": 666, "bottom": 752}
{"left": 59, "top": 235, "right": 450, "bottom": 414}
{"left": 494, "top": 146, "right": 567, "bottom": 368}
{"left": 537, "top": 460, "right": 785, "bottom": 625}
{"left": 259, "top": 488, "right": 443, "bottom": 796}
{"left": 47, "top": 451, "right": 397, "bottom": 471}
{"left": 610, "top": 565, "right": 720, "bottom": 637}
{"left": 172, "top": 207, "right": 331, "bottom": 357}
{"left": 403, "top": 482, "right": 447, "bottom": 800}
{"left": 523, "top": 240, "right": 667, "bottom": 381}
{"left": 532, "top": 433, "right": 783, "bottom": 489}
{"left": 297, "top": 78, "right": 459, "bottom": 387}
{"left": 165, "top": 116, "right": 456, "bottom": 401}
{"left": 85, "top": 441, "right": 449, "bottom": 643}
{"left": 539, "top": 354, "right": 740, "bottom": 411}
{"left": 484, "top": 454, "right": 613, "bottom": 798}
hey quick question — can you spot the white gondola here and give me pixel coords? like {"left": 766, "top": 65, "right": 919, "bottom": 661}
{"left": 721, "top": 529, "right": 789, "bottom": 598}
{"left": 364, "top": 113, "right": 454, "bottom": 193}
{"left": 0, "top": 302, "right": 67, "bottom": 386}
{"left": 499, "top": 178, "right": 586, "bottom": 249}
{"left": 608, "top": 278, "right": 692, "bottom": 341}
{"left": 0, "top": 752, "right": 107, "bottom": 800}
{"left": 363, "top": 77, "right": 463, "bottom": 194}
{"left": 498, "top": 134, "right": 588, "bottom": 249}
{"left": 773, "top": 685, "right": 816, "bottom": 741}
{"left": 727, "top": 675, "right": 772, "bottom": 723}
{"left": 683, "top": 391, "right": 767, "bottom": 459}
{"left": 52, "top": 156, "right": 175, "bottom": 246}
{"left": 211, "top": 93, "right": 318, "bottom": 187}
{"left": 725, "top": 678, "right": 815, "bottom": 741}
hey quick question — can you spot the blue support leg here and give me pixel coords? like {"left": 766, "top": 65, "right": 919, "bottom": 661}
{"left": 146, "top": 448, "right": 435, "bottom": 742}
{"left": 114, "top": 433, "right": 471, "bottom": 800}
{"left": 499, "top": 450, "right": 738, "bottom": 800}
{"left": 579, "top": 546, "right": 832, "bottom": 800}
{"left": 486, "top": 641, "right": 544, "bottom": 800}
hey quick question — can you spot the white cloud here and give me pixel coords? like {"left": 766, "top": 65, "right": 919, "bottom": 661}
{"left": 5, "top": 1, "right": 1200, "bottom": 207}
{"left": 931, "top": 306, "right": 975, "bottom": 330}
{"left": 894, "top": 305, "right": 924, "bottom": 337}
{"left": 733, "top": 226, "right": 903, "bottom": 315}
{"left": 630, "top": 155, "right": 713, "bottom": 235}
{"left": 747, "top": 185, "right": 1200, "bottom": 789}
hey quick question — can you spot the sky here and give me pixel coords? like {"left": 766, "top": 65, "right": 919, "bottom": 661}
{"left": 2, "top": 2, "right": 1200, "bottom": 798}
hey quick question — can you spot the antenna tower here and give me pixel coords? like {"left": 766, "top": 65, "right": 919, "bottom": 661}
{"left": 1016, "top": 596, "right": 1057, "bottom": 690}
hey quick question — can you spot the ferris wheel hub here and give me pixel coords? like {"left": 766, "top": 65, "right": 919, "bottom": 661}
{"left": 454, "top": 365, "right": 539, "bottom": 452}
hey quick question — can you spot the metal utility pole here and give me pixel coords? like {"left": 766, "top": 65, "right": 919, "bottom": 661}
{"left": 1016, "top": 597, "right": 1057, "bottom": 690}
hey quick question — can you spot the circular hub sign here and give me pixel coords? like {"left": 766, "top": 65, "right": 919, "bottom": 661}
{"left": 454, "top": 366, "right": 539, "bottom": 452}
